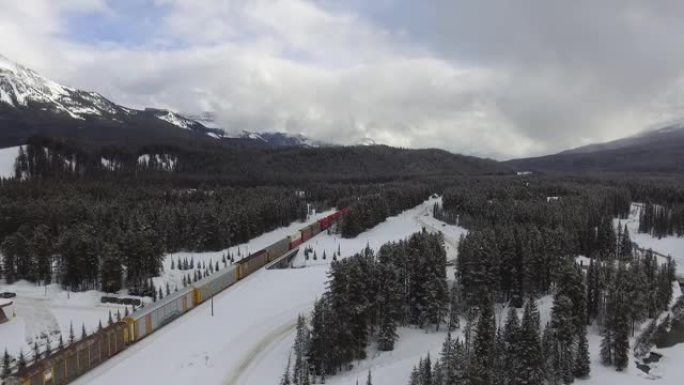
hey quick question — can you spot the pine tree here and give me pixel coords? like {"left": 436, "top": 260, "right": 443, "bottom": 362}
{"left": 2, "top": 348, "right": 11, "bottom": 378}
{"left": 45, "top": 335, "right": 52, "bottom": 357}
{"left": 600, "top": 327, "right": 613, "bottom": 366}
{"left": 470, "top": 297, "right": 495, "bottom": 385}
{"left": 81, "top": 323, "right": 87, "bottom": 340}
{"left": 613, "top": 310, "right": 630, "bottom": 371}
{"left": 17, "top": 350, "right": 26, "bottom": 370}
{"left": 449, "top": 283, "right": 461, "bottom": 331}
{"left": 421, "top": 354, "right": 433, "bottom": 385}
{"left": 58, "top": 335, "right": 64, "bottom": 350}
{"left": 620, "top": 224, "right": 632, "bottom": 259}
{"left": 280, "top": 354, "right": 291, "bottom": 385}
{"left": 293, "top": 315, "right": 311, "bottom": 384}
{"left": 33, "top": 341, "right": 40, "bottom": 363}
{"left": 366, "top": 370, "right": 373, "bottom": 385}
{"left": 108, "top": 310, "right": 113, "bottom": 325}
{"left": 574, "top": 326, "right": 591, "bottom": 378}
{"left": 514, "top": 298, "right": 544, "bottom": 385}
{"left": 69, "top": 321, "right": 75, "bottom": 344}
{"left": 409, "top": 365, "right": 421, "bottom": 385}
{"left": 549, "top": 294, "right": 575, "bottom": 384}
{"left": 503, "top": 306, "right": 520, "bottom": 380}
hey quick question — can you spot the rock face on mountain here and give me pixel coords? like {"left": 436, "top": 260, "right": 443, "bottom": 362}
{"left": 508, "top": 121, "right": 684, "bottom": 173}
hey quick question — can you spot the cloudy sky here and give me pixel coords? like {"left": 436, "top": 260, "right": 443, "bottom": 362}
{"left": 2, "top": 0, "right": 684, "bottom": 159}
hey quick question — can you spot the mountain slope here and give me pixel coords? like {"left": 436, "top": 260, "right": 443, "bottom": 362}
{"left": 508, "top": 121, "right": 684, "bottom": 173}
{"left": 0, "top": 54, "right": 228, "bottom": 149}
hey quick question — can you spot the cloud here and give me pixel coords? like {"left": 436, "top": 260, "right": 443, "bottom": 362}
{"left": 2, "top": 0, "right": 684, "bottom": 159}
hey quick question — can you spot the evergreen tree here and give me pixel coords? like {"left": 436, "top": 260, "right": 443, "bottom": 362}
{"left": 2, "top": 348, "right": 11, "bottom": 378}
{"left": 45, "top": 335, "right": 52, "bottom": 357}
{"left": 17, "top": 350, "right": 26, "bottom": 370}
{"left": 470, "top": 297, "right": 495, "bottom": 385}
{"left": 574, "top": 326, "right": 591, "bottom": 378}
{"left": 280, "top": 354, "right": 292, "bottom": 385}
{"left": 515, "top": 298, "right": 544, "bottom": 385}
{"left": 449, "top": 283, "right": 461, "bottom": 331}
{"left": 503, "top": 306, "right": 520, "bottom": 381}
{"left": 33, "top": 341, "right": 40, "bottom": 363}
{"left": 620, "top": 224, "right": 632, "bottom": 259}
{"left": 599, "top": 327, "right": 613, "bottom": 366}
{"left": 69, "top": 322, "right": 75, "bottom": 344}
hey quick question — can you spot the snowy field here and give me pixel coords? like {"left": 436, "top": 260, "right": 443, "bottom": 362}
{"left": 0, "top": 282, "right": 126, "bottom": 360}
{"left": 0, "top": 146, "right": 19, "bottom": 179}
{"left": 0, "top": 208, "right": 331, "bottom": 363}
{"left": 616, "top": 203, "right": 684, "bottom": 268}
{"left": 72, "top": 196, "right": 468, "bottom": 385}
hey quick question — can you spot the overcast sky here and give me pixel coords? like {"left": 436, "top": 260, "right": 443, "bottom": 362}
{"left": 2, "top": 0, "right": 684, "bottom": 159}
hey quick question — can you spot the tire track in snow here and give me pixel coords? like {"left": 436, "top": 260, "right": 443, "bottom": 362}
{"left": 224, "top": 318, "right": 298, "bottom": 385}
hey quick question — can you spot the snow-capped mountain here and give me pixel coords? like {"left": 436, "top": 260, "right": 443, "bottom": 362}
{"left": 230, "top": 130, "right": 327, "bottom": 148}
{"left": 0, "top": 53, "right": 325, "bottom": 150}
{"left": 0, "top": 53, "right": 130, "bottom": 120}
{"left": 0, "top": 54, "right": 224, "bottom": 149}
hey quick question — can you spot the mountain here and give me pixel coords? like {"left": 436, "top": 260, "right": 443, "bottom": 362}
{"left": 507, "top": 120, "right": 684, "bottom": 173}
{"left": 0, "top": 54, "right": 228, "bottom": 150}
{"left": 0, "top": 54, "right": 510, "bottom": 181}
{"left": 228, "top": 130, "right": 327, "bottom": 148}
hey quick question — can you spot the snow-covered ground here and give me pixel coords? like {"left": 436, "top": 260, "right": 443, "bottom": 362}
{"left": 0, "top": 145, "right": 20, "bottom": 179}
{"left": 617, "top": 203, "right": 684, "bottom": 268}
{"left": 0, "top": 281, "right": 128, "bottom": 360}
{"left": 72, "top": 196, "right": 467, "bottom": 385}
{"left": 0, "top": 208, "right": 332, "bottom": 364}
{"left": 10, "top": 197, "right": 684, "bottom": 385}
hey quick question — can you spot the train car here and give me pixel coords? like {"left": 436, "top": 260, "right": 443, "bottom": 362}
{"left": 125, "top": 287, "right": 194, "bottom": 342}
{"left": 12, "top": 322, "right": 127, "bottom": 385}
{"left": 300, "top": 226, "right": 313, "bottom": 242}
{"left": 265, "top": 237, "right": 290, "bottom": 262}
{"left": 318, "top": 215, "right": 333, "bottom": 231}
{"left": 192, "top": 265, "right": 239, "bottom": 305}
{"left": 236, "top": 249, "right": 268, "bottom": 279}
{"left": 310, "top": 221, "right": 322, "bottom": 237}
{"left": 288, "top": 231, "right": 302, "bottom": 249}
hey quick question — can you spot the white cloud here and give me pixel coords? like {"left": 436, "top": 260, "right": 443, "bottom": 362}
{"left": 3, "top": 0, "right": 684, "bottom": 159}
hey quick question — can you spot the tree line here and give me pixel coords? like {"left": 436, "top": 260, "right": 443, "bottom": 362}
{"left": 284, "top": 231, "right": 449, "bottom": 383}
{"left": 0, "top": 180, "right": 307, "bottom": 291}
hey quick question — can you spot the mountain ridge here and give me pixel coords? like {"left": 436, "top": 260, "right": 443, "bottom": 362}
{"left": 508, "top": 121, "right": 684, "bottom": 173}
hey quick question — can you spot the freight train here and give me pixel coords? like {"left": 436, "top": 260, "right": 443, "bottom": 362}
{"left": 7, "top": 209, "right": 346, "bottom": 385}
